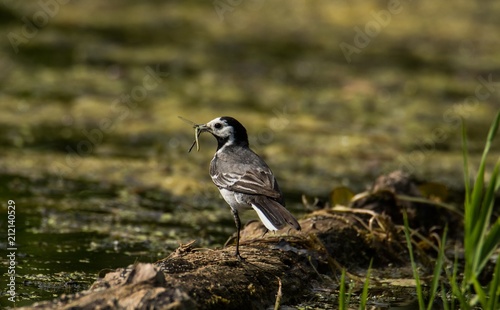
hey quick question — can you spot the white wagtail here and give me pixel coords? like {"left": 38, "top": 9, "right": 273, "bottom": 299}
{"left": 194, "top": 116, "right": 301, "bottom": 259}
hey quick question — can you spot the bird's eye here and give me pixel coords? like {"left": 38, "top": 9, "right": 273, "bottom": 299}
{"left": 214, "top": 123, "right": 222, "bottom": 129}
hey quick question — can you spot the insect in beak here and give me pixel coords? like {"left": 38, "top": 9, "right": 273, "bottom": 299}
{"left": 178, "top": 116, "right": 204, "bottom": 153}
{"left": 188, "top": 126, "right": 201, "bottom": 152}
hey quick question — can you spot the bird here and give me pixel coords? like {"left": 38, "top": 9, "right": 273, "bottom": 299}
{"left": 196, "top": 116, "right": 301, "bottom": 259}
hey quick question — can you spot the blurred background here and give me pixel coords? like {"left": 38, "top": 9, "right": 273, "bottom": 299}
{"left": 0, "top": 0, "right": 499, "bottom": 306}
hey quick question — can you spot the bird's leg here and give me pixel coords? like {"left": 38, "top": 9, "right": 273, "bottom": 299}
{"left": 231, "top": 208, "right": 244, "bottom": 261}
{"left": 260, "top": 228, "right": 269, "bottom": 239}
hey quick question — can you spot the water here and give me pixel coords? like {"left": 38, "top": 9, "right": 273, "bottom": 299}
{"left": 0, "top": 173, "right": 232, "bottom": 307}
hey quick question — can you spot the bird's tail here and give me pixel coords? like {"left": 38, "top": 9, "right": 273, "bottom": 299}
{"left": 251, "top": 196, "right": 301, "bottom": 232}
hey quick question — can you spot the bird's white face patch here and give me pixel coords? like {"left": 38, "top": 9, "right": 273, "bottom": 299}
{"left": 206, "top": 117, "right": 235, "bottom": 143}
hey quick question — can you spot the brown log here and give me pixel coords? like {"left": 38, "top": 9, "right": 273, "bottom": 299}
{"left": 23, "top": 212, "right": 405, "bottom": 309}
{"left": 22, "top": 171, "right": 456, "bottom": 309}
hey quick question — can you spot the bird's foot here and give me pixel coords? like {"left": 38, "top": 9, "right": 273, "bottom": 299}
{"left": 235, "top": 252, "right": 245, "bottom": 262}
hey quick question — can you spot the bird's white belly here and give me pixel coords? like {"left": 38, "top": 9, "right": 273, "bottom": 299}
{"left": 219, "top": 188, "right": 250, "bottom": 212}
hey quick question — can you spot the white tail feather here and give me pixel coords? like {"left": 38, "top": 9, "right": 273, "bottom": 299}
{"left": 251, "top": 204, "right": 279, "bottom": 231}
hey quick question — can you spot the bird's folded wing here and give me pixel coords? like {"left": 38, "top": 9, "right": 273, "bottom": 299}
{"left": 211, "top": 169, "right": 281, "bottom": 199}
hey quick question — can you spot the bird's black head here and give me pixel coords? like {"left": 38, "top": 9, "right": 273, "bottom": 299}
{"left": 200, "top": 116, "right": 249, "bottom": 150}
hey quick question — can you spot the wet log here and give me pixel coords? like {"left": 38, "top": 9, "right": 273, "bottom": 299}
{"left": 22, "top": 214, "right": 403, "bottom": 310}
{"left": 22, "top": 171, "right": 458, "bottom": 309}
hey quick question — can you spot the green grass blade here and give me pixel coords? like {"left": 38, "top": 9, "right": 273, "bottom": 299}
{"left": 427, "top": 226, "right": 447, "bottom": 310}
{"left": 495, "top": 159, "right": 500, "bottom": 193}
{"left": 485, "top": 110, "right": 500, "bottom": 148}
{"left": 477, "top": 110, "right": 500, "bottom": 184}
{"left": 472, "top": 161, "right": 500, "bottom": 275}
{"left": 440, "top": 282, "right": 450, "bottom": 310}
{"left": 339, "top": 268, "right": 347, "bottom": 310}
{"left": 359, "top": 259, "right": 372, "bottom": 310}
{"left": 473, "top": 110, "right": 500, "bottom": 225}
{"left": 472, "top": 277, "right": 487, "bottom": 307}
{"left": 478, "top": 218, "right": 500, "bottom": 273}
{"left": 476, "top": 165, "right": 499, "bottom": 237}
{"left": 461, "top": 118, "right": 473, "bottom": 283}
{"left": 487, "top": 257, "right": 500, "bottom": 310}
{"left": 461, "top": 117, "right": 471, "bottom": 206}
{"left": 479, "top": 160, "right": 499, "bottom": 218}
{"left": 346, "top": 281, "right": 354, "bottom": 308}
{"left": 448, "top": 246, "right": 469, "bottom": 309}
{"left": 451, "top": 279, "right": 469, "bottom": 309}
{"left": 469, "top": 161, "right": 485, "bottom": 250}
{"left": 462, "top": 111, "right": 500, "bottom": 283}
{"left": 470, "top": 109, "right": 499, "bottom": 223}
{"left": 476, "top": 109, "right": 500, "bottom": 190}
{"left": 403, "top": 210, "right": 425, "bottom": 310}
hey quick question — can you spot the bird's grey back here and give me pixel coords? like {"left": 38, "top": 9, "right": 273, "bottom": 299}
{"left": 210, "top": 145, "right": 285, "bottom": 204}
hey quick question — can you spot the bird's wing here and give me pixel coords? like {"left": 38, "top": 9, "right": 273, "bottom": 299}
{"left": 210, "top": 167, "right": 282, "bottom": 199}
